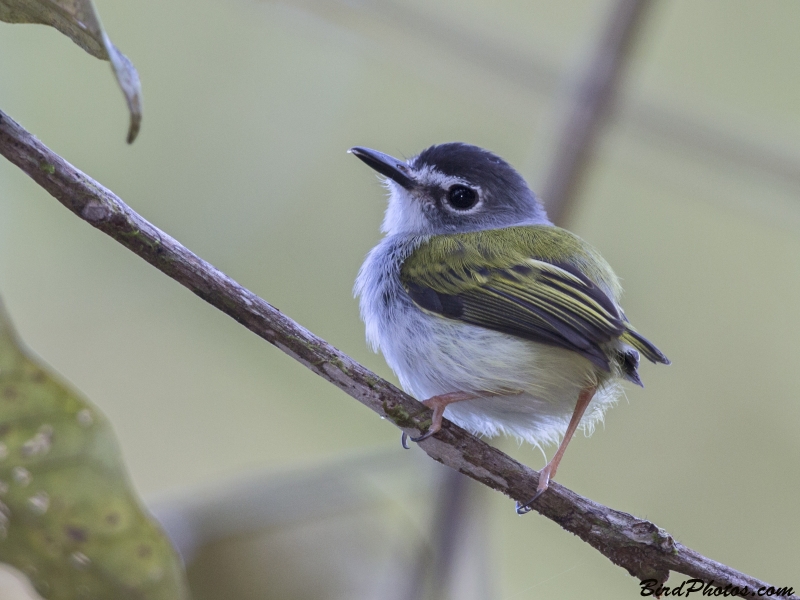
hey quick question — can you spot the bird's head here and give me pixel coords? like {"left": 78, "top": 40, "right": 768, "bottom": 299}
{"left": 350, "top": 143, "right": 550, "bottom": 236}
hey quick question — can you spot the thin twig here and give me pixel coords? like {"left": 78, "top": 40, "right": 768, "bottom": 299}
{"left": 0, "top": 109, "right": 794, "bottom": 597}
{"left": 542, "top": 0, "right": 653, "bottom": 225}
{"left": 404, "top": 468, "right": 473, "bottom": 600}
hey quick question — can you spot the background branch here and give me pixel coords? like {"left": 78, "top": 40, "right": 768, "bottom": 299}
{"left": 0, "top": 108, "right": 794, "bottom": 596}
{"left": 541, "top": 0, "right": 653, "bottom": 224}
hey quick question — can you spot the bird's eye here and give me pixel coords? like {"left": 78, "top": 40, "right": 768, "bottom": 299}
{"left": 446, "top": 185, "right": 478, "bottom": 210}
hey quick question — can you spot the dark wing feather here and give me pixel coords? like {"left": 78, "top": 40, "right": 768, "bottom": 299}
{"left": 401, "top": 227, "right": 669, "bottom": 371}
{"left": 402, "top": 242, "right": 625, "bottom": 371}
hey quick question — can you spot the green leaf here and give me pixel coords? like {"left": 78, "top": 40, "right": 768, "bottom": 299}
{"left": 0, "top": 0, "right": 143, "bottom": 143}
{"left": 0, "top": 299, "right": 190, "bottom": 600}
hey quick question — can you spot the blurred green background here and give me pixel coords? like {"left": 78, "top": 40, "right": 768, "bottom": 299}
{"left": 1, "top": 0, "right": 799, "bottom": 597}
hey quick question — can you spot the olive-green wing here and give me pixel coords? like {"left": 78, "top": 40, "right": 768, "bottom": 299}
{"left": 401, "top": 227, "right": 669, "bottom": 371}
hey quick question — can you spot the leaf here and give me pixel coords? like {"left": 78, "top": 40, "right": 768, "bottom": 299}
{"left": 0, "top": 298, "right": 190, "bottom": 600}
{"left": 0, "top": 0, "right": 143, "bottom": 143}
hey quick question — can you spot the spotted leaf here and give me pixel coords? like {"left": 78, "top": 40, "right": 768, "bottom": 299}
{"left": 0, "top": 299, "right": 189, "bottom": 600}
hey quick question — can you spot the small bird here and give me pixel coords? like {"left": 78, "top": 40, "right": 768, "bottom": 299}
{"left": 351, "top": 143, "right": 669, "bottom": 512}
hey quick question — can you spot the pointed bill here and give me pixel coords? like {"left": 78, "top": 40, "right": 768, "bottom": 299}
{"left": 349, "top": 147, "right": 416, "bottom": 190}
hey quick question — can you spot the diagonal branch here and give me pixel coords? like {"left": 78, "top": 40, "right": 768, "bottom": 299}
{"left": 0, "top": 109, "right": 794, "bottom": 597}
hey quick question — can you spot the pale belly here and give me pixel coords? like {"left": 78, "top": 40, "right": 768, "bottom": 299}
{"left": 383, "top": 305, "right": 619, "bottom": 447}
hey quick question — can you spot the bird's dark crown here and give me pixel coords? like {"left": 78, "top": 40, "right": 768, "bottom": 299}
{"left": 411, "top": 143, "right": 521, "bottom": 182}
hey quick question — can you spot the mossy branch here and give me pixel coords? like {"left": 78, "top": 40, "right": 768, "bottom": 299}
{"left": 0, "top": 108, "right": 794, "bottom": 598}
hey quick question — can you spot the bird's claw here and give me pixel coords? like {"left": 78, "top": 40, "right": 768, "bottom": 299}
{"left": 515, "top": 488, "right": 546, "bottom": 515}
{"left": 400, "top": 429, "right": 436, "bottom": 449}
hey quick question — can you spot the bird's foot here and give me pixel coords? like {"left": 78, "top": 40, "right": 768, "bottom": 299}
{"left": 515, "top": 463, "right": 553, "bottom": 514}
{"left": 399, "top": 391, "right": 474, "bottom": 449}
{"left": 401, "top": 429, "right": 436, "bottom": 449}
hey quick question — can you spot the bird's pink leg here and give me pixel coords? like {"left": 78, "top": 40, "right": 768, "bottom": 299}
{"left": 401, "top": 391, "right": 476, "bottom": 447}
{"left": 517, "top": 385, "right": 597, "bottom": 514}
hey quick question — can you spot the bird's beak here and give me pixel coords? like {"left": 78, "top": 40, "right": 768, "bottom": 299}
{"left": 349, "top": 147, "right": 416, "bottom": 190}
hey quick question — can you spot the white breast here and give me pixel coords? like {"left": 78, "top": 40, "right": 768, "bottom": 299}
{"left": 355, "top": 235, "right": 622, "bottom": 449}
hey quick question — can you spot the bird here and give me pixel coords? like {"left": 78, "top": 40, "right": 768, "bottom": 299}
{"left": 351, "top": 143, "right": 669, "bottom": 512}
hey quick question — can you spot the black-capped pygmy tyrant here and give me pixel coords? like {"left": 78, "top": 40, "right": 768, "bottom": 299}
{"left": 351, "top": 143, "right": 669, "bottom": 513}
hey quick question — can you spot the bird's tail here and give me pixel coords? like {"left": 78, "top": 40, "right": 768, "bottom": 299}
{"left": 621, "top": 327, "right": 670, "bottom": 365}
